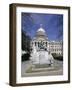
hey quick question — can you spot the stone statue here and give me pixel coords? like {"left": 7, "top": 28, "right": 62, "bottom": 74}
{"left": 31, "top": 44, "right": 54, "bottom": 67}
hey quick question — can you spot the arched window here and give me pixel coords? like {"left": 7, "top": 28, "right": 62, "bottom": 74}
{"left": 35, "top": 42, "right": 36, "bottom": 46}
{"left": 38, "top": 42, "right": 39, "bottom": 47}
{"left": 46, "top": 42, "right": 47, "bottom": 47}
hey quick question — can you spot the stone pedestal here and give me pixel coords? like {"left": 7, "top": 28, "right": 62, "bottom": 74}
{"left": 31, "top": 49, "right": 54, "bottom": 67}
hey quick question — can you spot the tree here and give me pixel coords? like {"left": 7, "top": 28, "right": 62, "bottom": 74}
{"left": 22, "top": 31, "right": 31, "bottom": 61}
{"left": 22, "top": 31, "right": 31, "bottom": 52}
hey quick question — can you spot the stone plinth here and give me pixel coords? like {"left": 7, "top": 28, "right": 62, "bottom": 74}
{"left": 31, "top": 49, "right": 54, "bottom": 66}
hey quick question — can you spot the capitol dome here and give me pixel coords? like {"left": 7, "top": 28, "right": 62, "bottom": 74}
{"left": 36, "top": 25, "right": 46, "bottom": 36}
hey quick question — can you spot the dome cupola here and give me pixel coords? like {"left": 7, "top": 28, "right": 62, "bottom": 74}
{"left": 36, "top": 24, "right": 46, "bottom": 36}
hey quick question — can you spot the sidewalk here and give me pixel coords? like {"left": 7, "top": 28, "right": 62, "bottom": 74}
{"left": 21, "top": 59, "right": 63, "bottom": 77}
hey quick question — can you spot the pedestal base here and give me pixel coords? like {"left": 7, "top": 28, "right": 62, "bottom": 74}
{"left": 31, "top": 64, "right": 54, "bottom": 71}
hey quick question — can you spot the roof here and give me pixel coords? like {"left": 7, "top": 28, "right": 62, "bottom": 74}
{"left": 37, "top": 27, "right": 45, "bottom": 33}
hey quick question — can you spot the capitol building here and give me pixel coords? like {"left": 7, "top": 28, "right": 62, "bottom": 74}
{"left": 30, "top": 25, "right": 63, "bottom": 55}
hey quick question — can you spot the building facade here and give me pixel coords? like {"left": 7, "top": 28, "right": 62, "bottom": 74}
{"left": 30, "top": 26, "right": 63, "bottom": 55}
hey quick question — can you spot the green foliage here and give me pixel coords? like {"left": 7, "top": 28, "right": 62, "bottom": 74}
{"left": 22, "top": 31, "right": 31, "bottom": 52}
{"left": 22, "top": 31, "right": 31, "bottom": 61}
{"left": 22, "top": 53, "right": 30, "bottom": 61}
{"left": 52, "top": 53, "right": 63, "bottom": 61}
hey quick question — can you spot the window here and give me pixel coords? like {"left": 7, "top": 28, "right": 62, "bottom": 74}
{"left": 35, "top": 42, "right": 36, "bottom": 46}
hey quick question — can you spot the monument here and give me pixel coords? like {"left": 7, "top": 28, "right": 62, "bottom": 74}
{"left": 30, "top": 25, "right": 54, "bottom": 69}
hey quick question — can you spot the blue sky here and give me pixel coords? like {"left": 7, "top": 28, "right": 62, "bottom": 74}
{"left": 21, "top": 13, "right": 63, "bottom": 40}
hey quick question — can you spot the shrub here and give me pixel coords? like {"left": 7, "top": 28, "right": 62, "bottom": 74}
{"left": 22, "top": 53, "right": 30, "bottom": 61}
{"left": 52, "top": 53, "right": 63, "bottom": 61}
{"left": 54, "top": 56, "right": 63, "bottom": 61}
